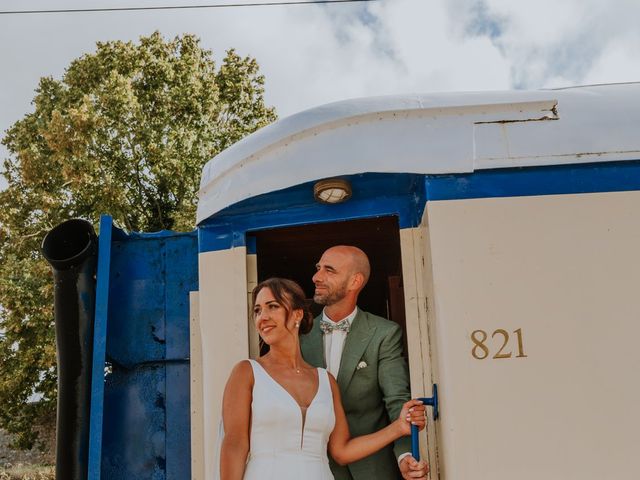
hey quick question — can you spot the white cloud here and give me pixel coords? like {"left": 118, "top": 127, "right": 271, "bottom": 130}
{"left": 457, "top": 0, "right": 640, "bottom": 88}
{"left": 1, "top": 0, "right": 639, "bottom": 191}
{"left": 583, "top": 38, "right": 640, "bottom": 86}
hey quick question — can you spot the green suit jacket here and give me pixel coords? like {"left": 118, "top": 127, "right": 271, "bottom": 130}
{"left": 300, "top": 309, "right": 411, "bottom": 480}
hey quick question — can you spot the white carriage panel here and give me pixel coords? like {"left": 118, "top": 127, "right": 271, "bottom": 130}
{"left": 197, "top": 247, "right": 249, "bottom": 480}
{"left": 189, "top": 292, "right": 204, "bottom": 480}
{"left": 425, "top": 190, "right": 640, "bottom": 479}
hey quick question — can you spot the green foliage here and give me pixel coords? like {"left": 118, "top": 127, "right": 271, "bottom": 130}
{"left": 0, "top": 31, "right": 276, "bottom": 448}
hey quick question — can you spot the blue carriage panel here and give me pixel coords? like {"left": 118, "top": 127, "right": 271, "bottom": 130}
{"left": 198, "top": 173, "right": 427, "bottom": 253}
{"left": 107, "top": 237, "right": 168, "bottom": 367}
{"left": 164, "top": 235, "right": 198, "bottom": 360}
{"left": 165, "top": 362, "right": 191, "bottom": 480}
{"left": 102, "top": 366, "right": 167, "bottom": 480}
{"left": 99, "top": 227, "right": 197, "bottom": 480}
{"left": 164, "top": 235, "right": 198, "bottom": 479}
{"left": 88, "top": 215, "right": 114, "bottom": 479}
{"left": 424, "top": 159, "right": 640, "bottom": 201}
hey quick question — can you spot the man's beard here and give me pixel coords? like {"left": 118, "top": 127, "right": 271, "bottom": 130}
{"left": 314, "top": 282, "right": 348, "bottom": 306}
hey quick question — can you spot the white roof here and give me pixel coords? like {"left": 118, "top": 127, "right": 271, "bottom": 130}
{"left": 197, "top": 82, "right": 640, "bottom": 223}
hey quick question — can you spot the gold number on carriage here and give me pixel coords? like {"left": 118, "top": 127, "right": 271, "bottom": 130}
{"left": 471, "top": 328, "right": 527, "bottom": 360}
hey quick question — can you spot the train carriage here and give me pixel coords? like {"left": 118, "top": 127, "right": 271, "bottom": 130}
{"left": 44, "top": 82, "right": 640, "bottom": 479}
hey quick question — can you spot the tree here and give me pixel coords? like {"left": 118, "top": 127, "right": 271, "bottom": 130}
{"left": 0, "top": 31, "right": 276, "bottom": 449}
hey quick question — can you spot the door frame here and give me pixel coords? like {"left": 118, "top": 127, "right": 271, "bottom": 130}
{"left": 400, "top": 221, "right": 440, "bottom": 479}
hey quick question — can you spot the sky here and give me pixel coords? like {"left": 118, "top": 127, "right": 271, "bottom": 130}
{"left": 1, "top": 0, "right": 640, "bottom": 190}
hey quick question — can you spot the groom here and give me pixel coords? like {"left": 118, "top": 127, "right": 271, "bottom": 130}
{"left": 301, "top": 245, "right": 428, "bottom": 479}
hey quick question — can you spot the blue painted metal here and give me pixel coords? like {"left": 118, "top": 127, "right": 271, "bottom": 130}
{"left": 425, "top": 159, "right": 640, "bottom": 201}
{"left": 198, "top": 173, "right": 427, "bottom": 253}
{"left": 410, "top": 384, "right": 439, "bottom": 462}
{"left": 164, "top": 238, "right": 196, "bottom": 478}
{"left": 165, "top": 363, "right": 191, "bottom": 480}
{"left": 198, "top": 162, "right": 640, "bottom": 253}
{"left": 107, "top": 238, "right": 167, "bottom": 366}
{"left": 87, "top": 215, "right": 114, "bottom": 479}
{"left": 411, "top": 426, "right": 420, "bottom": 462}
{"left": 246, "top": 235, "right": 257, "bottom": 255}
{"left": 102, "top": 366, "right": 167, "bottom": 479}
{"left": 100, "top": 227, "right": 198, "bottom": 479}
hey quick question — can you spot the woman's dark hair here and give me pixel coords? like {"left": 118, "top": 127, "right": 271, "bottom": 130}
{"left": 251, "top": 277, "right": 313, "bottom": 335}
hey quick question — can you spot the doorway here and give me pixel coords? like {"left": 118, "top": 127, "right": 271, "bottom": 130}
{"left": 249, "top": 216, "right": 407, "bottom": 353}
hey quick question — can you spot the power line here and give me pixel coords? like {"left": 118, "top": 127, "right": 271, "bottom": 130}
{"left": 0, "top": 0, "right": 376, "bottom": 15}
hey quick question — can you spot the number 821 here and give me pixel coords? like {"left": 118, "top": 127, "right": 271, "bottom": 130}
{"left": 470, "top": 328, "right": 527, "bottom": 360}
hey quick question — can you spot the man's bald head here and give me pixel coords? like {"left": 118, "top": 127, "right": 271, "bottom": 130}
{"left": 324, "top": 245, "right": 370, "bottom": 288}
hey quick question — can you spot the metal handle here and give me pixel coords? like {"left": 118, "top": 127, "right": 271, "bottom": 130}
{"left": 410, "top": 384, "right": 438, "bottom": 461}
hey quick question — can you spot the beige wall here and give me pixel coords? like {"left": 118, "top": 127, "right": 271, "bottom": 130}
{"left": 196, "top": 247, "right": 250, "bottom": 480}
{"left": 189, "top": 292, "right": 204, "bottom": 480}
{"left": 425, "top": 190, "right": 640, "bottom": 479}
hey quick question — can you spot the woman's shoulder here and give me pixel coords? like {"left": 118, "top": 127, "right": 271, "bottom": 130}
{"left": 234, "top": 358, "right": 254, "bottom": 370}
{"left": 226, "top": 359, "right": 255, "bottom": 386}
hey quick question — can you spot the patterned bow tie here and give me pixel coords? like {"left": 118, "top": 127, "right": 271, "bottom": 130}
{"left": 320, "top": 318, "right": 350, "bottom": 334}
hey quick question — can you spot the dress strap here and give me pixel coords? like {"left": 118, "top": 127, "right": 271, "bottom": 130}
{"left": 247, "top": 358, "right": 263, "bottom": 381}
{"left": 317, "top": 368, "right": 331, "bottom": 397}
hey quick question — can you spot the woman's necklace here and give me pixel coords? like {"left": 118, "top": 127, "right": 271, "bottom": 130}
{"left": 267, "top": 356, "right": 302, "bottom": 374}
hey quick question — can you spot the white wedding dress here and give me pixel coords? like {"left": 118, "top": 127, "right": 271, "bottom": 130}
{"left": 243, "top": 359, "right": 336, "bottom": 479}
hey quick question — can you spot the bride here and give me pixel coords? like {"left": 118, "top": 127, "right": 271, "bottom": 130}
{"left": 220, "top": 277, "right": 426, "bottom": 479}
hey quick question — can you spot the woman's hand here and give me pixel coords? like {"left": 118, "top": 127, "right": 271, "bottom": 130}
{"left": 395, "top": 399, "right": 427, "bottom": 436}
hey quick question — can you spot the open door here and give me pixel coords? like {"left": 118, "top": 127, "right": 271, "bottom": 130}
{"left": 248, "top": 216, "right": 438, "bottom": 476}
{"left": 250, "top": 216, "right": 406, "bottom": 352}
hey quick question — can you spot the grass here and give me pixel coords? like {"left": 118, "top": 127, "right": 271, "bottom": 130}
{"left": 0, "top": 464, "right": 54, "bottom": 480}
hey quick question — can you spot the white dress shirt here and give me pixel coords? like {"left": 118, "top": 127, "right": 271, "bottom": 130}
{"left": 322, "top": 306, "right": 358, "bottom": 378}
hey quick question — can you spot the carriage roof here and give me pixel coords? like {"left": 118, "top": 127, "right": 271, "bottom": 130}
{"left": 197, "top": 82, "right": 640, "bottom": 223}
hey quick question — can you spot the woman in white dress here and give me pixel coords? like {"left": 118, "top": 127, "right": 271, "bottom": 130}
{"left": 220, "top": 278, "right": 426, "bottom": 479}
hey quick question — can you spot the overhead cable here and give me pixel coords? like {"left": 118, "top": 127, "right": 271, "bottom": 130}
{"left": 0, "top": 0, "right": 376, "bottom": 15}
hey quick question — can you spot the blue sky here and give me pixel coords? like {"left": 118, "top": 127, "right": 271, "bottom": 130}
{"left": 1, "top": 0, "right": 640, "bottom": 190}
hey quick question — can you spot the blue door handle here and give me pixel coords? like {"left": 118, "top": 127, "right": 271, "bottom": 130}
{"left": 410, "top": 384, "right": 438, "bottom": 462}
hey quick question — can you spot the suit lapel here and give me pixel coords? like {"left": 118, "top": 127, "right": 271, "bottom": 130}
{"left": 302, "top": 315, "right": 326, "bottom": 368}
{"left": 337, "top": 310, "right": 376, "bottom": 393}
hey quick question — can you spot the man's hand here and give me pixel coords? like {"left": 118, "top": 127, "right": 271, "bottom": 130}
{"left": 399, "top": 455, "right": 429, "bottom": 479}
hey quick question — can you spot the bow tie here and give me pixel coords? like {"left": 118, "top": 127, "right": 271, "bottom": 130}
{"left": 320, "top": 318, "right": 350, "bottom": 334}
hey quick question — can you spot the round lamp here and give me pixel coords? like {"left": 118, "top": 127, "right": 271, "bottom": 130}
{"left": 313, "top": 179, "right": 352, "bottom": 204}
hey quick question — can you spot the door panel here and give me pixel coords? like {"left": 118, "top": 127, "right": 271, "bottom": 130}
{"left": 425, "top": 191, "right": 640, "bottom": 479}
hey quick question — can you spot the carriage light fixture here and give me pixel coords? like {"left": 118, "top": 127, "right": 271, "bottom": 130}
{"left": 313, "top": 179, "right": 352, "bottom": 204}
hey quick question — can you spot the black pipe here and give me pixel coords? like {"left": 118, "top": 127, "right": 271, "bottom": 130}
{"left": 42, "top": 219, "right": 98, "bottom": 480}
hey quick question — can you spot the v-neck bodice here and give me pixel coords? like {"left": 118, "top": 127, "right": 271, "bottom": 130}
{"left": 252, "top": 360, "right": 320, "bottom": 411}
{"left": 244, "top": 359, "right": 335, "bottom": 479}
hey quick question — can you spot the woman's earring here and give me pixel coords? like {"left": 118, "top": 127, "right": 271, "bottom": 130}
{"left": 295, "top": 322, "right": 300, "bottom": 328}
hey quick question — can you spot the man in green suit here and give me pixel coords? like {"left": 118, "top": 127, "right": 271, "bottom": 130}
{"left": 300, "top": 245, "right": 428, "bottom": 480}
